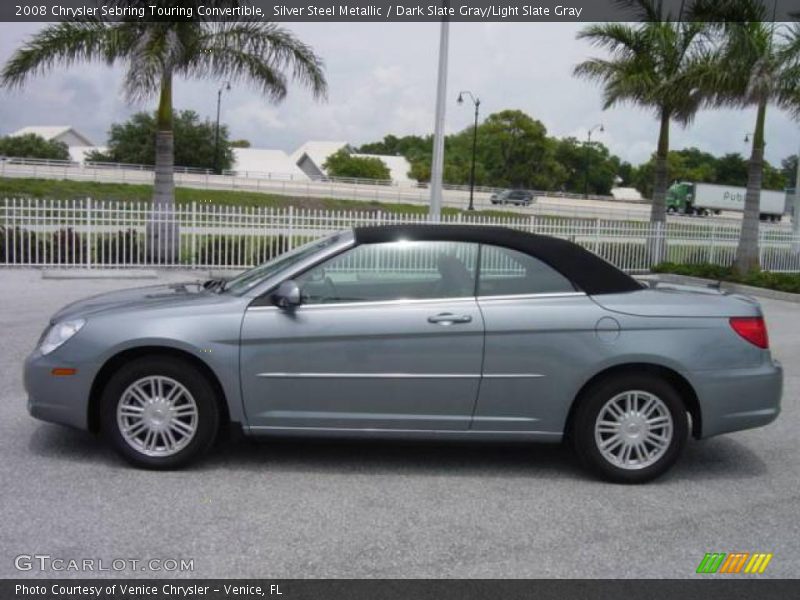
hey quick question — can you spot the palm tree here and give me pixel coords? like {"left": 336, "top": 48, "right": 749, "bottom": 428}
{"left": 574, "top": 1, "right": 711, "bottom": 262}
{"left": 693, "top": 0, "right": 800, "bottom": 274}
{"left": 1, "top": 3, "right": 327, "bottom": 259}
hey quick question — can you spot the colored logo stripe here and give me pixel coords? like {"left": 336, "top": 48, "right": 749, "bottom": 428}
{"left": 744, "top": 553, "right": 773, "bottom": 574}
{"left": 696, "top": 552, "right": 773, "bottom": 574}
{"left": 719, "top": 553, "right": 749, "bottom": 573}
{"left": 697, "top": 553, "right": 726, "bottom": 574}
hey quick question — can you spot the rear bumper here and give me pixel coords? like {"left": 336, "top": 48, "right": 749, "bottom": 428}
{"left": 693, "top": 359, "right": 782, "bottom": 439}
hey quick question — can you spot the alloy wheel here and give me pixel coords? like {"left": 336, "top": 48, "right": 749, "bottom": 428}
{"left": 593, "top": 390, "right": 674, "bottom": 470}
{"left": 116, "top": 375, "right": 199, "bottom": 457}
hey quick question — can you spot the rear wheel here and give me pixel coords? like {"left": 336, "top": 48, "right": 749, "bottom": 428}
{"left": 100, "top": 357, "right": 220, "bottom": 469}
{"left": 571, "top": 374, "right": 688, "bottom": 483}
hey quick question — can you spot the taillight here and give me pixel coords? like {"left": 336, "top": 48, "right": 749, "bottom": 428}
{"left": 729, "top": 317, "right": 769, "bottom": 349}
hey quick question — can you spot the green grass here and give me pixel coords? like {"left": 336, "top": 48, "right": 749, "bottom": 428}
{"left": 0, "top": 177, "right": 527, "bottom": 218}
{"left": 652, "top": 262, "right": 800, "bottom": 294}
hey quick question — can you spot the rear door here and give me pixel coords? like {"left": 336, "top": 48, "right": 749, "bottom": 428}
{"left": 473, "top": 244, "right": 607, "bottom": 434}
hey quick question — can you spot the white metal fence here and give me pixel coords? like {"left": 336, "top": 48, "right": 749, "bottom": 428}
{"left": 2, "top": 197, "right": 800, "bottom": 273}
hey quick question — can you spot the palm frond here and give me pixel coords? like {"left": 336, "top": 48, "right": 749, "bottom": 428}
{"left": 613, "top": 0, "right": 665, "bottom": 22}
{"left": 194, "top": 22, "right": 327, "bottom": 100}
{"left": 123, "top": 25, "right": 185, "bottom": 101}
{"left": 1, "top": 20, "right": 131, "bottom": 88}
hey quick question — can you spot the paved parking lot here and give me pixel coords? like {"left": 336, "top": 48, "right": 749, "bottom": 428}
{"left": 1, "top": 269, "right": 798, "bottom": 578}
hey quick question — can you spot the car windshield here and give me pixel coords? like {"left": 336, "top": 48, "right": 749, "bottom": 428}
{"left": 223, "top": 233, "right": 344, "bottom": 295}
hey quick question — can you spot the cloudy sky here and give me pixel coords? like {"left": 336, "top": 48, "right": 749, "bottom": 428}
{"left": 0, "top": 21, "right": 798, "bottom": 167}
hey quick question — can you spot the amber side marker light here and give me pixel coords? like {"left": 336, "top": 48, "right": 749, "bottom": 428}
{"left": 729, "top": 317, "right": 769, "bottom": 349}
{"left": 51, "top": 368, "right": 77, "bottom": 376}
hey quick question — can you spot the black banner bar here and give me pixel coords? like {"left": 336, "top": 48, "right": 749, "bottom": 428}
{"left": 4, "top": 579, "right": 800, "bottom": 600}
{"left": 1, "top": 0, "right": 798, "bottom": 23}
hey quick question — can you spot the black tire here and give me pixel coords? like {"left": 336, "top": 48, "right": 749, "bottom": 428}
{"left": 571, "top": 374, "right": 688, "bottom": 483}
{"left": 100, "top": 356, "right": 220, "bottom": 469}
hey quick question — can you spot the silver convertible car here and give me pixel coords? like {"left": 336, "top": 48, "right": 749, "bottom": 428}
{"left": 25, "top": 225, "right": 782, "bottom": 482}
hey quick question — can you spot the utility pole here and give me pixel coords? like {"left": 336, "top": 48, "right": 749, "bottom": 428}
{"left": 429, "top": 13, "right": 449, "bottom": 221}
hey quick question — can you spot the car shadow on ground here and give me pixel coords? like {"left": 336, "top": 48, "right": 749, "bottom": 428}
{"left": 27, "top": 424, "right": 768, "bottom": 483}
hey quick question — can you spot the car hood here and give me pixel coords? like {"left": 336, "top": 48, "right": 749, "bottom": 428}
{"left": 50, "top": 281, "right": 225, "bottom": 322}
{"left": 591, "top": 283, "right": 762, "bottom": 318}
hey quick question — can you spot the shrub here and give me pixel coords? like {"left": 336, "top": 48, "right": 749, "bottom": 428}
{"left": 48, "top": 228, "right": 87, "bottom": 264}
{"left": 651, "top": 262, "right": 800, "bottom": 294}
{"left": 0, "top": 226, "right": 43, "bottom": 264}
{"left": 96, "top": 230, "right": 143, "bottom": 265}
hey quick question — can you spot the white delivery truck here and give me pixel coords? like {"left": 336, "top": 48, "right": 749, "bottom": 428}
{"left": 666, "top": 181, "right": 787, "bottom": 221}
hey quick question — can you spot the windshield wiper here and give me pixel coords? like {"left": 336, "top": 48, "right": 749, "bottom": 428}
{"left": 202, "top": 278, "right": 227, "bottom": 293}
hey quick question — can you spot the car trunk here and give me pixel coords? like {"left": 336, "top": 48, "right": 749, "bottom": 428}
{"left": 590, "top": 283, "right": 762, "bottom": 318}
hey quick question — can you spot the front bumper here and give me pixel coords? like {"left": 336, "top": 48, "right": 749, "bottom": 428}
{"left": 24, "top": 350, "right": 97, "bottom": 431}
{"left": 693, "top": 358, "right": 783, "bottom": 439}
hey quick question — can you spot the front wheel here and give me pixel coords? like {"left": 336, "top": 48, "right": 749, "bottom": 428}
{"left": 100, "top": 356, "right": 220, "bottom": 469}
{"left": 571, "top": 374, "right": 688, "bottom": 483}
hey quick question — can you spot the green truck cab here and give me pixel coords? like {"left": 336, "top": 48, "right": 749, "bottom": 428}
{"left": 665, "top": 182, "right": 718, "bottom": 216}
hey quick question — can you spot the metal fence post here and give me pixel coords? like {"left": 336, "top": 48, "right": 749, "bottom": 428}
{"left": 288, "top": 205, "right": 295, "bottom": 250}
{"left": 86, "top": 197, "right": 92, "bottom": 270}
{"left": 594, "top": 218, "right": 601, "bottom": 255}
{"left": 709, "top": 223, "right": 717, "bottom": 265}
{"left": 191, "top": 201, "right": 197, "bottom": 269}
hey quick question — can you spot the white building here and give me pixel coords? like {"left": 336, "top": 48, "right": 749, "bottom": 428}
{"left": 9, "top": 125, "right": 95, "bottom": 148}
{"left": 351, "top": 153, "right": 416, "bottom": 186}
{"left": 8, "top": 126, "right": 106, "bottom": 164}
{"left": 610, "top": 187, "right": 644, "bottom": 202}
{"left": 290, "top": 140, "right": 416, "bottom": 186}
{"left": 9, "top": 125, "right": 417, "bottom": 187}
{"left": 290, "top": 141, "right": 350, "bottom": 179}
{"left": 231, "top": 148, "right": 309, "bottom": 180}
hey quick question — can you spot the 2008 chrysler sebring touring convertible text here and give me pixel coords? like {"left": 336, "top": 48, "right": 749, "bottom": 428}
{"left": 24, "top": 225, "right": 782, "bottom": 482}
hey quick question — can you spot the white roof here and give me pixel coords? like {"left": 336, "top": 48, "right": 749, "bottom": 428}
{"left": 9, "top": 126, "right": 94, "bottom": 146}
{"left": 290, "top": 141, "right": 349, "bottom": 174}
{"left": 353, "top": 153, "right": 414, "bottom": 184}
{"left": 233, "top": 148, "right": 309, "bottom": 180}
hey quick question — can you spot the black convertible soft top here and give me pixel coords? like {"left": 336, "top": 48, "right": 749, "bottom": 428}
{"left": 353, "top": 224, "right": 642, "bottom": 295}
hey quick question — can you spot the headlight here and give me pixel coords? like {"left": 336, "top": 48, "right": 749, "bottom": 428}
{"left": 39, "top": 319, "right": 86, "bottom": 356}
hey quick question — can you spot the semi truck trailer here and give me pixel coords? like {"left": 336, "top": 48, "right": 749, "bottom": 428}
{"left": 666, "top": 181, "right": 787, "bottom": 221}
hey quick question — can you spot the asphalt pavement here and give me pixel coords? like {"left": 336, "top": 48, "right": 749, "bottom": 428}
{"left": 0, "top": 269, "right": 798, "bottom": 578}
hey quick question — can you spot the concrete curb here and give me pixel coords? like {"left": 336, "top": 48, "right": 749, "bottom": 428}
{"left": 644, "top": 273, "right": 800, "bottom": 304}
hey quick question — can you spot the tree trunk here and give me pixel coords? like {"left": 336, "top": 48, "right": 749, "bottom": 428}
{"left": 148, "top": 71, "right": 179, "bottom": 263}
{"left": 733, "top": 100, "right": 767, "bottom": 275}
{"left": 648, "top": 110, "right": 670, "bottom": 265}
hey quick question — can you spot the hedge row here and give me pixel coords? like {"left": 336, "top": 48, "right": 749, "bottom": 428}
{"left": 0, "top": 226, "right": 289, "bottom": 266}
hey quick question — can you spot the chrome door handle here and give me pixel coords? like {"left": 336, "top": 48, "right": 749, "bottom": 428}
{"left": 427, "top": 313, "right": 472, "bottom": 325}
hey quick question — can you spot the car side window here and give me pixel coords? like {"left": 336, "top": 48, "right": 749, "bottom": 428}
{"left": 295, "top": 240, "right": 479, "bottom": 304}
{"left": 478, "top": 245, "right": 577, "bottom": 296}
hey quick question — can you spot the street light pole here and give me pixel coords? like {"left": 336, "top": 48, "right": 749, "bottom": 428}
{"left": 793, "top": 145, "right": 800, "bottom": 251}
{"left": 429, "top": 17, "right": 449, "bottom": 221}
{"left": 584, "top": 123, "right": 604, "bottom": 198}
{"left": 214, "top": 82, "right": 231, "bottom": 174}
{"left": 457, "top": 91, "right": 480, "bottom": 211}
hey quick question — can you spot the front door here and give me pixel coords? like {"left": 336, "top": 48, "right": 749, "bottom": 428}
{"left": 240, "top": 240, "right": 484, "bottom": 431}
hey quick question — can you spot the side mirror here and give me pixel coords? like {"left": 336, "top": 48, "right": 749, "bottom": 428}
{"left": 272, "top": 280, "right": 301, "bottom": 309}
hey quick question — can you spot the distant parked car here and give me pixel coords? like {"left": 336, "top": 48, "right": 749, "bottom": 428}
{"left": 24, "top": 225, "right": 782, "bottom": 482}
{"left": 490, "top": 189, "right": 534, "bottom": 206}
